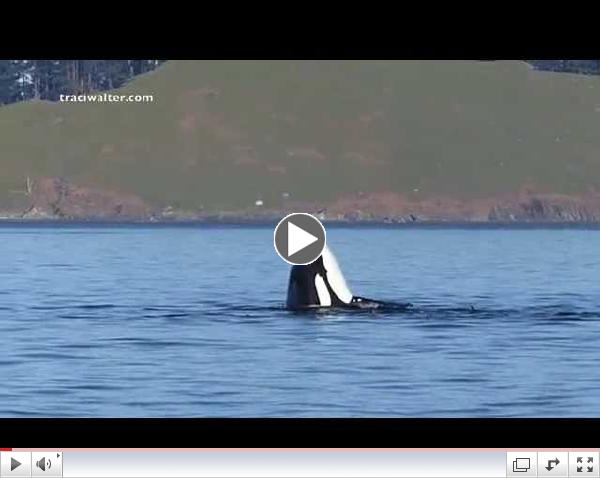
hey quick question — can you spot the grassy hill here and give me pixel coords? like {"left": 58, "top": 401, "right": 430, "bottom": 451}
{"left": 2, "top": 60, "right": 600, "bottom": 212}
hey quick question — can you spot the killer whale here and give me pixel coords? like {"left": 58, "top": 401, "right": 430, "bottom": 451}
{"left": 286, "top": 245, "right": 400, "bottom": 310}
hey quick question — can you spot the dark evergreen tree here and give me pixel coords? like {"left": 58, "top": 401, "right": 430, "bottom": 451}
{"left": 99, "top": 60, "right": 132, "bottom": 89}
{"left": 0, "top": 60, "right": 20, "bottom": 105}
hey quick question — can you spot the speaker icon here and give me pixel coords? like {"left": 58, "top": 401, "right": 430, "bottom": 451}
{"left": 35, "top": 457, "right": 51, "bottom": 472}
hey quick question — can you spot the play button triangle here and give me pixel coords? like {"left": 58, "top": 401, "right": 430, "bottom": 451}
{"left": 288, "top": 221, "right": 318, "bottom": 257}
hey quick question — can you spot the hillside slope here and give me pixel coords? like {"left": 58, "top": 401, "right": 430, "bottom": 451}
{"left": 2, "top": 60, "right": 600, "bottom": 218}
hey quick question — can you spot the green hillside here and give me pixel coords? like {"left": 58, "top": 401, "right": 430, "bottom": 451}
{"left": 2, "top": 60, "right": 600, "bottom": 211}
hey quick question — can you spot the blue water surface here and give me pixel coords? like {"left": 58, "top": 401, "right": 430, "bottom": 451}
{"left": 1, "top": 224, "right": 600, "bottom": 417}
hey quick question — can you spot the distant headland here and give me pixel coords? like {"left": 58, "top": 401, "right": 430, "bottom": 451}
{"left": 2, "top": 177, "right": 600, "bottom": 224}
{"left": 3, "top": 61, "right": 600, "bottom": 224}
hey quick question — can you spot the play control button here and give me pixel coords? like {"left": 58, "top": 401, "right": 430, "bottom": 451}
{"left": 1, "top": 453, "right": 31, "bottom": 477}
{"left": 274, "top": 213, "right": 326, "bottom": 265}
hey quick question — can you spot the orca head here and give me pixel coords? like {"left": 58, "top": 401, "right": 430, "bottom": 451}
{"left": 286, "top": 245, "right": 354, "bottom": 309}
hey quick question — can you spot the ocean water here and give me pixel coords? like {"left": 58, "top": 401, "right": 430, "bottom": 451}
{"left": 1, "top": 223, "right": 600, "bottom": 417}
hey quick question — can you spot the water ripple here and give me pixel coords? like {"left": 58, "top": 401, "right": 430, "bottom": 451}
{"left": 3, "top": 226, "right": 600, "bottom": 417}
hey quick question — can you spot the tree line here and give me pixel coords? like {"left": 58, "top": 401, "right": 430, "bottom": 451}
{"left": 2, "top": 60, "right": 600, "bottom": 107}
{"left": 528, "top": 60, "right": 600, "bottom": 75}
{"left": 0, "top": 60, "right": 166, "bottom": 106}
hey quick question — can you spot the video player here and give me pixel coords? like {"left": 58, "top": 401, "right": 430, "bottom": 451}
{"left": 1, "top": 59, "right": 598, "bottom": 430}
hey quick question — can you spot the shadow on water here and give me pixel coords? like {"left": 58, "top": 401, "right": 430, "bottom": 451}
{"left": 19, "top": 298, "right": 600, "bottom": 325}
{"left": 215, "top": 300, "right": 600, "bottom": 325}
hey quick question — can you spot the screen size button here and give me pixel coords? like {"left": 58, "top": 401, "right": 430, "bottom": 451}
{"left": 507, "top": 452, "right": 537, "bottom": 477}
{"left": 569, "top": 453, "right": 599, "bottom": 477}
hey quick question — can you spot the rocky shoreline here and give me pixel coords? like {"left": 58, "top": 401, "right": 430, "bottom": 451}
{"left": 3, "top": 177, "right": 600, "bottom": 225}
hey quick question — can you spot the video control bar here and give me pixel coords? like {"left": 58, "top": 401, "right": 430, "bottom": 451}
{"left": 0, "top": 450, "right": 598, "bottom": 478}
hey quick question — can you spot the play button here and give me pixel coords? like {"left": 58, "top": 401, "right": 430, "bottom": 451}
{"left": 1, "top": 453, "right": 31, "bottom": 477}
{"left": 287, "top": 221, "right": 318, "bottom": 256}
{"left": 274, "top": 213, "right": 326, "bottom": 265}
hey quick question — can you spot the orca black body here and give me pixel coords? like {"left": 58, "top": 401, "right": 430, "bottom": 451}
{"left": 286, "top": 245, "right": 397, "bottom": 310}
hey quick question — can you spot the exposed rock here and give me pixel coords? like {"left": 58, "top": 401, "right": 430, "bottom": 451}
{"left": 26, "top": 177, "right": 152, "bottom": 220}
{"left": 489, "top": 194, "right": 600, "bottom": 222}
{"left": 7, "top": 179, "right": 600, "bottom": 223}
{"left": 326, "top": 192, "right": 493, "bottom": 222}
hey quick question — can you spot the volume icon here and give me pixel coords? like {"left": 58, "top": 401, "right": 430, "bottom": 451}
{"left": 36, "top": 457, "right": 51, "bottom": 472}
